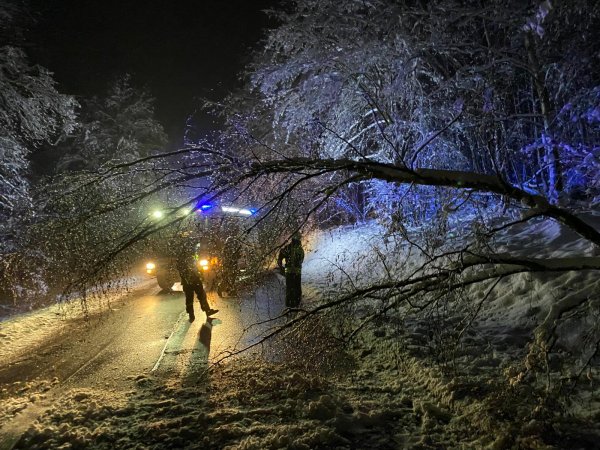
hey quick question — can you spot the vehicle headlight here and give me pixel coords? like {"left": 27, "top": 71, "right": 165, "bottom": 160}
{"left": 199, "top": 259, "right": 209, "bottom": 267}
{"left": 146, "top": 262, "right": 156, "bottom": 270}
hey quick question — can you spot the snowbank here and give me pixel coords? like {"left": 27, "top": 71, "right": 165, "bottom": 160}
{"left": 15, "top": 358, "right": 470, "bottom": 449}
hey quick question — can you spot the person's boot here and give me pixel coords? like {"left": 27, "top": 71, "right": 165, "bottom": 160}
{"left": 205, "top": 308, "right": 219, "bottom": 316}
{"left": 188, "top": 312, "right": 195, "bottom": 323}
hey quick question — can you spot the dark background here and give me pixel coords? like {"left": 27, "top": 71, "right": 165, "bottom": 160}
{"left": 27, "top": 0, "right": 278, "bottom": 148}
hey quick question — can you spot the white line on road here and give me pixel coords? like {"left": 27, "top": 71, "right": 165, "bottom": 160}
{"left": 151, "top": 311, "right": 186, "bottom": 372}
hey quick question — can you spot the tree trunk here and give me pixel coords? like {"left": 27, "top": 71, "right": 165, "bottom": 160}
{"left": 524, "top": 32, "right": 564, "bottom": 202}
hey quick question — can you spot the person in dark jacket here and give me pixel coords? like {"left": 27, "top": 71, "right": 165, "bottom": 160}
{"left": 176, "top": 251, "right": 218, "bottom": 322}
{"left": 277, "top": 233, "right": 305, "bottom": 308}
{"left": 218, "top": 235, "right": 241, "bottom": 297}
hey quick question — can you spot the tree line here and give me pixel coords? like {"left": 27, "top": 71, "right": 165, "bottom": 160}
{"left": 0, "top": 2, "right": 167, "bottom": 308}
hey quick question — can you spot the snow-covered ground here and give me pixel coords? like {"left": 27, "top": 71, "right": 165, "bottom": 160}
{"left": 1, "top": 218, "right": 600, "bottom": 449}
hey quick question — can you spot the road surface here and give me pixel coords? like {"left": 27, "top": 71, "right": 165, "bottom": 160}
{"left": 0, "top": 273, "right": 287, "bottom": 448}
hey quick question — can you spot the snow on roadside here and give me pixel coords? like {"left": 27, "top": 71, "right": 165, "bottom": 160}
{"left": 303, "top": 217, "right": 600, "bottom": 446}
{"left": 15, "top": 357, "right": 464, "bottom": 450}
{"left": 303, "top": 216, "right": 600, "bottom": 353}
{"left": 303, "top": 222, "right": 400, "bottom": 293}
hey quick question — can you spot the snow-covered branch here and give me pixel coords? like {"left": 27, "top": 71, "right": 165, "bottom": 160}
{"left": 247, "top": 157, "right": 600, "bottom": 247}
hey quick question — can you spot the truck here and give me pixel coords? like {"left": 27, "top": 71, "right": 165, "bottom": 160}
{"left": 144, "top": 203, "right": 254, "bottom": 292}
{"left": 144, "top": 246, "right": 220, "bottom": 291}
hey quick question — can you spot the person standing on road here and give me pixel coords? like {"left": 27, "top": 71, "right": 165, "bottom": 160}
{"left": 176, "top": 250, "right": 218, "bottom": 322}
{"left": 277, "top": 233, "right": 305, "bottom": 308}
{"left": 218, "top": 235, "right": 241, "bottom": 297}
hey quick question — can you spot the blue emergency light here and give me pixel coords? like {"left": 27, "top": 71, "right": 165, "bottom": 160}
{"left": 198, "top": 203, "right": 214, "bottom": 211}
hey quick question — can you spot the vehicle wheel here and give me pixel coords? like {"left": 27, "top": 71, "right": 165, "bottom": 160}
{"left": 157, "top": 273, "right": 177, "bottom": 291}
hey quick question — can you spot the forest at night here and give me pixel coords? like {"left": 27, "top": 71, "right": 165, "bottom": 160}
{"left": 1, "top": 1, "right": 600, "bottom": 448}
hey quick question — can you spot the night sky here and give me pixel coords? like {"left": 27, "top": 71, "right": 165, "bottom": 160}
{"left": 27, "top": 0, "right": 278, "bottom": 148}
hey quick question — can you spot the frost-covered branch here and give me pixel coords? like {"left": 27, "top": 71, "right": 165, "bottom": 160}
{"left": 246, "top": 157, "right": 600, "bottom": 247}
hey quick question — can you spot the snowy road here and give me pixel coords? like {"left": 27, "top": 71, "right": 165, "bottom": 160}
{"left": 149, "top": 273, "right": 288, "bottom": 380}
{"left": 0, "top": 273, "right": 287, "bottom": 447}
{"left": 0, "top": 273, "right": 286, "bottom": 385}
